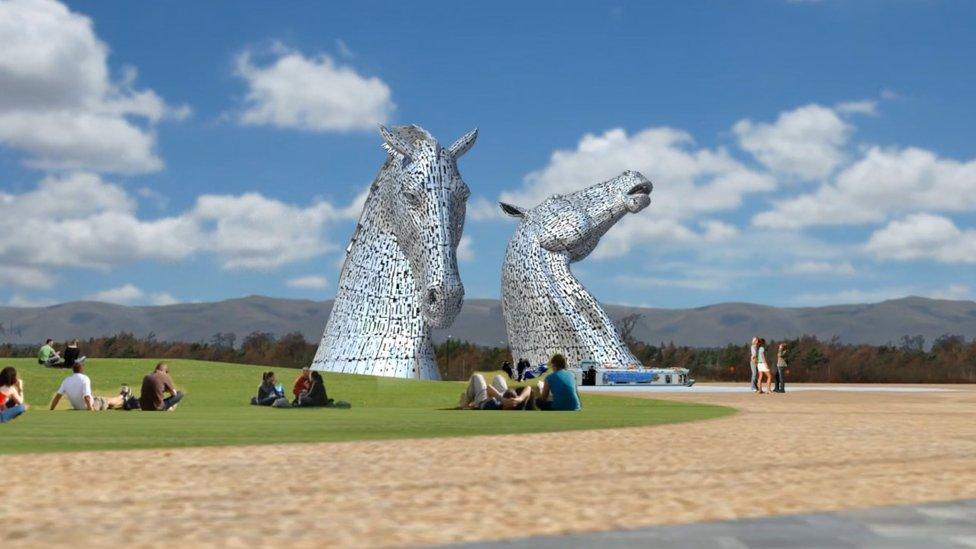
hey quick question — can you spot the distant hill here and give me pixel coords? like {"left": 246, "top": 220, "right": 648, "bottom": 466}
{"left": 1, "top": 295, "right": 975, "bottom": 348}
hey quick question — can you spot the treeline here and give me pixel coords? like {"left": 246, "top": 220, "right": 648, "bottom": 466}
{"left": 2, "top": 332, "right": 974, "bottom": 383}
{"left": 0, "top": 331, "right": 316, "bottom": 370}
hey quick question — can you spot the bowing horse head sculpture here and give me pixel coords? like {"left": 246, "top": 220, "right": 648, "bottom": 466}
{"left": 312, "top": 124, "right": 477, "bottom": 379}
{"left": 500, "top": 170, "right": 653, "bottom": 369}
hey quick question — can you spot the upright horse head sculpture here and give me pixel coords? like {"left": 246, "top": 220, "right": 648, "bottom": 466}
{"left": 312, "top": 124, "right": 477, "bottom": 379}
{"left": 500, "top": 170, "right": 652, "bottom": 368}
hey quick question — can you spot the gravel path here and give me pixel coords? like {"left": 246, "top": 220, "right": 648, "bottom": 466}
{"left": 5, "top": 384, "right": 975, "bottom": 548}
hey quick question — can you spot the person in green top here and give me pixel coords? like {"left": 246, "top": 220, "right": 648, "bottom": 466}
{"left": 537, "top": 353, "right": 581, "bottom": 411}
{"left": 38, "top": 338, "right": 64, "bottom": 367}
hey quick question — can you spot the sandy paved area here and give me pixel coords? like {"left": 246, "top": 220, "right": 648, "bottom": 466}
{"left": 5, "top": 384, "right": 976, "bottom": 548}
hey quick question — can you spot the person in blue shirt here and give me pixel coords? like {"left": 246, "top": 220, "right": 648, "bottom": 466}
{"left": 537, "top": 354, "right": 581, "bottom": 411}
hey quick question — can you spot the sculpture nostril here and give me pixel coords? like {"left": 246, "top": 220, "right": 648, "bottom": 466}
{"left": 427, "top": 288, "right": 438, "bottom": 306}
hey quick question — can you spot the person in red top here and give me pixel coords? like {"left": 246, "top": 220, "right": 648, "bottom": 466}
{"left": 292, "top": 367, "right": 312, "bottom": 400}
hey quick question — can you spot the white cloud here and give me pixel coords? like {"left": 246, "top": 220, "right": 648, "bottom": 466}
{"left": 191, "top": 193, "right": 341, "bottom": 270}
{"left": 0, "top": 173, "right": 362, "bottom": 287}
{"left": 457, "top": 235, "right": 475, "bottom": 262}
{"left": 85, "top": 283, "right": 177, "bottom": 306}
{"left": 612, "top": 273, "right": 729, "bottom": 291}
{"left": 287, "top": 275, "right": 328, "bottom": 290}
{"left": 5, "top": 294, "right": 55, "bottom": 307}
{"left": 235, "top": 44, "right": 394, "bottom": 132}
{"left": 498, "top": 126, "right": 773, "bottom": 259}
{"left": 792, "top": 284, "right": 973, "bottom": 306}
{"left": 468, "top": 196, "right": 506, "bottom": 222}
{"left": 865, "top": 213, "right": 976, "bottom": 264}
{"left": 0, "top": 266, "right": 56, "bottom": 289}
{"left": 0, "top": 0, "right": 187, "bottom": 173}
{"left": 733, "top": 104, "right": 850, "bottom": 180}
{"left": 834, "top": 100, "right": 877, "bottom": 115}
{"left": 754, "top": 146, "right": 976, "bottom": 229}
{"left": 335, "top": 38, "right": 354, "bottom": 58}
{"left": 783, "top": 260, "right": 857, "bottom": 276}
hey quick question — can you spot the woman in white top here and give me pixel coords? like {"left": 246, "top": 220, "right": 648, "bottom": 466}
{"left": 749, "top": 336, "right": 759, "bottom": 392}
{"left": 755, "top": 338, "right": 772, "bottom": 395}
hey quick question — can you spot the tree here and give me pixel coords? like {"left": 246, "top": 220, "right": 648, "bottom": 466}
{"left": 900, "top": 334, "right": 926, "bottom": 353}
{"left": 615, "top": 313, "right": 645, "bottom": 345}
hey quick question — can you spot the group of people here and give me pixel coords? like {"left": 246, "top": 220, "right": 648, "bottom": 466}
{"left": 500, "top": 358, "right": 548, "bottom": 382}
{"left": 461, "top": 353, "right": 580, "bottom": 411}
{"left": 0, "top": 360, "right": 184, "bottom": 424}
{"left": 250, "top": 367, "right": 347, "bottom": 408}
{"left": 37, "top": 338, "right": 86, "bottom": 369}
{"left": 750, "top": 337, "right": 788, "bottom": 394}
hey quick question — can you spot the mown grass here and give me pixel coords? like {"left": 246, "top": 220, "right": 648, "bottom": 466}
{"left": 0, "top": 358, "right": 733, "bottom": 454}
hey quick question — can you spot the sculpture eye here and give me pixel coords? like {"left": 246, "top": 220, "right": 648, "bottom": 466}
{"left": 403, "top": 188, "right": 422, "bottom": 208}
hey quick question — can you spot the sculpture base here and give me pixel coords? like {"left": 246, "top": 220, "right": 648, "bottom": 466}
{"left": 574, "top": 366, "right": 694, "bottom": 387}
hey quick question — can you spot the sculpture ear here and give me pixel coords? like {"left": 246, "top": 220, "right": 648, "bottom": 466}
{"left": 499, "top": 202, "right": 526, "bottom": 218}
{"left": 379, "top": 125, "right": 413, "bottom": 161}
{"left": 448, "top": 128, "right": 478, "bottom": 159}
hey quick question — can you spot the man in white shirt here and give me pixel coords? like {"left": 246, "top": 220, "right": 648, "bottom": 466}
{"left": 49, "top": 364, "right": 126, "bottom": 411}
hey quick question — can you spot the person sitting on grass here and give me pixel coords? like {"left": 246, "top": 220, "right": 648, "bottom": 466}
{"left": 536, "top": 354, "right": 581, "bottom": 411}
{"left": 294, "top": 371, "right": 333, "bottom": 407}
{"left": 459, "top": 373, "right": 534, "bottom": 410}
{"left": 251, "top": 371, "right": 285, "bottom": 406}
{"left": 62, "top": 339, "right": 87, "bottom": 370}
{"left": 139, "top": 362, "right": 183, "bottom": 412}
{"left": 292, "top": 367, "right": 312, "bottom": 401}
{"left": 0, "top": 366, "right": 28, "bottom": 423}
{"left": 38, "top": 338, "right": 64, "bottom": 368}
{"left": 49, "top": 364, "right": 127, "bottom": 411}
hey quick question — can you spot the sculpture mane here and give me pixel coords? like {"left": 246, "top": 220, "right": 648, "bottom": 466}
{"left": 312, "top": 124, "right": 477, "bottom": 379}
{"left": 500, "top": 170, "right": 652, "bottom": 368}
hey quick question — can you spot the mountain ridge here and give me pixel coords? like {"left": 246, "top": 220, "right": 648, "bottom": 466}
{"left": 1, "top": 295, "right": 974, "bottom": 348}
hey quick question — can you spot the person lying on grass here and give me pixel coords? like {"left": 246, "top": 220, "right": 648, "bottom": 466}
{"left": 49, "top": 363, "right": 128, "bottom": 411}
{"left": 0, "top": 366, "right": 28, "bottom": 423}
{"left": 140, "top": 362, "right": 184, "bottom": 412}
{"left": 251, "top": 371, "right": 286, "bottom": 406}
{"left": 459, "top": 373, "right": 534, "bottom": 410}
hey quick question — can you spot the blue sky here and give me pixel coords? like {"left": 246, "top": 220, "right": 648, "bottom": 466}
{"left": 0, "top": 0, "right": 974, "bottom": 309}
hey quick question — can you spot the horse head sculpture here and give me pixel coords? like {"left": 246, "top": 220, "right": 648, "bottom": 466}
{"left": 377, "top": 125, "right": 475, "bottom": 328}
{"left": 500, "top": 170, "right": 653, "bottom": 368}
{"left": 312, "top": 124, "right": 477, "bottom": 379}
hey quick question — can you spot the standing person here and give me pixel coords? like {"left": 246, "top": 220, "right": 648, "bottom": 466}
{"left": 139, "top": 362, "right": 183, "bottom": 411}
{"left": 0, "top": 366, "right": 28, "bottom": 423}
{"left": 775, "top": 344, "right": 788, "bottom": 393}
{"left": 49, "top": 364, "right": 126, "bottom": 411}
{"left": 516, "top": 359, "right": 528, "bottom": 382}
{"left": 62, "top": 339, "right": 87, "bottom": 370}
{"left": 537, "top": 354, "right": 581, "bottom": 411}
{"left": 501, "top": 361, "right": 514, "bottom": 380}
{"left": 38, "top": 338, "right": 63, "bottom": 367}
{"left": 756, "top": 338, "right": 772, "bottom": 395}
{"left": 749, "top": 336, "right": 759, "bottom": 392}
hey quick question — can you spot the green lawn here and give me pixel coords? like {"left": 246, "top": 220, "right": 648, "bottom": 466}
{"left": 0, "top": 358, "right": 733, "bottom": 454}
